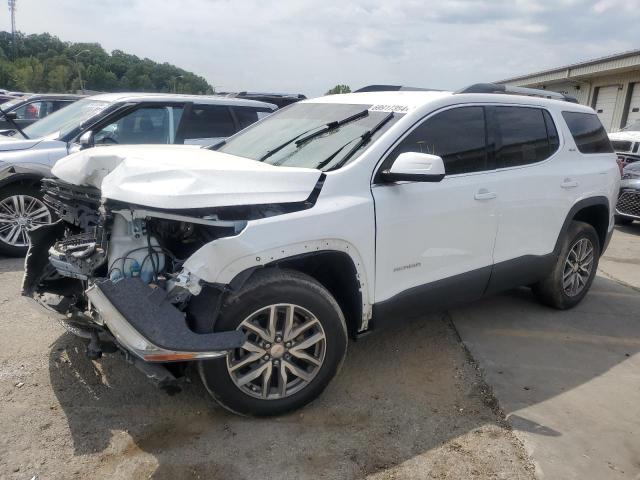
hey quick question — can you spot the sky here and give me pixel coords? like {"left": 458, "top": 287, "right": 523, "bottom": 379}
{"left": 10, "top": 0, "right": 640, "bottom": 97}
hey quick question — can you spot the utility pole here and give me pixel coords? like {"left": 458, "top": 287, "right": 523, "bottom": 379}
{"left": 8, "top": 0, "right": 16, "bottom": 59}
{"left": 74, "top": 49, "right": 90, "bottom": 94}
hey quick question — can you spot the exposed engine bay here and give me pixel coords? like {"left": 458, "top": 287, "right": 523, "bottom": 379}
{"left": 23, "top": 177, "right": 248, "bottom": 366}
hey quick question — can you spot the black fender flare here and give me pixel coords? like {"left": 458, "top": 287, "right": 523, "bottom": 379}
{"left": 0, "top": 164, "right": 47, "bottom": 191}
{"left": 553, "top": 196, "right": 610, "bottom": 256}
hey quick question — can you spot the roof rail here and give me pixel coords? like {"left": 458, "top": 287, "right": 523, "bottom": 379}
{"left": 355, "top": 85, "right": 441, "bottom": 93}
{"left": 456, "top": 83, "right": 579, "bottom": 103}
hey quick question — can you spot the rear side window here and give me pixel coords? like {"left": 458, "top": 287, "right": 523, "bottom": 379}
{"left": 388, "top": 106, "right": 487, "bottom": 175}
{"left": 232, "top": 107, "right": 272, "bottom": 130}
{"left": 180, "top": 105, "right": 236, "bottom": 141}
{"left": 493, "top": 106, "right": 557, "bottom": 168}
{"left": 562, "top": 112, "right": 613, "bottom": 154}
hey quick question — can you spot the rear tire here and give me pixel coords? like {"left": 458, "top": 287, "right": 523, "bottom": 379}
{"left": 199, "top": 269, "right": 348, "bottom": 416}
{"left": 0, "top": 184, "right": 52, "bottom": 257}
{"left": 533, "top": 221, "right": 600, "bottom": 309}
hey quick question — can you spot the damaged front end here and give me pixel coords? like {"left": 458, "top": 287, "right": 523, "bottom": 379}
{"left": 23, "top": 177, "right": 245, "bottom": 367}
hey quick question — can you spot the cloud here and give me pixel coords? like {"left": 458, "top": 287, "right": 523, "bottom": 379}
{"left": 11, "top": 0, "right": 640, "bottom": 96}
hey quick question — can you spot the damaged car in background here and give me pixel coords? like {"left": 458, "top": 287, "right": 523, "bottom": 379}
{"left": 23, "top": 86, "right": 619, "bottom": 416}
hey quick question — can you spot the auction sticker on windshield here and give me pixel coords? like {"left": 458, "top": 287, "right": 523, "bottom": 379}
{"left": 369, "top": 104, "right": 411, "bottom": 113}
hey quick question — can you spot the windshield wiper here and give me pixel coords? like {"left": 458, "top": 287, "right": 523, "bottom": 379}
{"left": 258, "top": 109, "right": 369, "bottom": 162}
{"left": 294, "top": 109, "right": 369, "bottom": 147}
{"left": 316, "top": 112, "right": 394, "bottom": 171}
{"left": 0, "top": 107, "right": 28, "bottom": 139}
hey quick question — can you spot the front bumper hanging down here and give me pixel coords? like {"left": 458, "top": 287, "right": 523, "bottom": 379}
{"left": 86, "top": 277, "right": 244, "bottom": 362}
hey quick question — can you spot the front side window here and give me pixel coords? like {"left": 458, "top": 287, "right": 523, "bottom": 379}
{"left": 94, "top": 106, "right": 183, "bottom": 145}
{"left": 386, "top": 106, "right": 487, "bottom": 175}
{"left": 218, "top": 103, "right": 401, "bottom": 171}
{"left": 493, "top": 106, "right": 557, "bottom": 167}
{"left": 13, "top": 101, "right": 56, "bottom": 120}
{"left": 562, "top": 111, "right": 613, "bottom": 154}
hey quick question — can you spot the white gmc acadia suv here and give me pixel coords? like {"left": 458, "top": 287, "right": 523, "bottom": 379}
{"left": 23, "top": 83, "right": 620, "bottom": 416}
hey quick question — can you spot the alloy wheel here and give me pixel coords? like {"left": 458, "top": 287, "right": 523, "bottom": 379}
{"left": 226, "top": 304, "right": 327, "bottom": 400}
{"left": 0, "top": 195, "right": 51, "bottom": 247}
{"left": 563, "top": 237, "right": 594, "bottom": 297}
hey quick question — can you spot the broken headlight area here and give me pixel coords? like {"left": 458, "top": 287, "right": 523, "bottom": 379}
{"left": 23, "top": 180, "right": 247, "bottom": 363}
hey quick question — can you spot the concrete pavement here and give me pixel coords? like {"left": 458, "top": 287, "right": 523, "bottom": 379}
{"left": 452, "top": 227, "right": 640, "bottom": 479}
{"left": 600, "top": 222, "right": 640, "bottom": 289}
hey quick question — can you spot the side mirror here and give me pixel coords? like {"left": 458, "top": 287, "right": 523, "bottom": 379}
{"left": 381, "top": 152, "right": 445, "bottom": 183}
{"left": 78, "top": 130, "right": 94, "bottom": 149}
{"left": 5, "top": 111, "right": 17, "bottom": 120}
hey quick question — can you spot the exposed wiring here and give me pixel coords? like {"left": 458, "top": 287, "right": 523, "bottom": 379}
{"left": 147, "top": 230, "right": 158, "bottom": 283}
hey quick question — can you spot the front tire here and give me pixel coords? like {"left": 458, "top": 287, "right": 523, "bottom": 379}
{"left": 0, "top": 184, "right": 52, "bottom": 257}
{"left": 199, "top": 269, "right": 348, "bottom": 416}
{"left": 533, "top": 221, "right": 600, "bottom": 309}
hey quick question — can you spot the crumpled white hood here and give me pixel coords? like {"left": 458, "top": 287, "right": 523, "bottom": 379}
{"left": 52, "top": 145, "right": 322, "bottom": 209}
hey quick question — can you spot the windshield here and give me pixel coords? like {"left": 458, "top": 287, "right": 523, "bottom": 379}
{"left": 23, "top": 98, "right": 110, "bottom": 139}
{"left": 218, "top": 103, "right": 401, "bottom": 171}
{"left": 621, "top": 120, "right": 640, "bottom": 132}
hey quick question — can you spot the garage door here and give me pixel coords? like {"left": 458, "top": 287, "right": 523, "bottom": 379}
{"left": 624, "top": 83, "right": 640, "bottom": 128}
{"left": 594, "top": 85, "right": 620, "bottom": 131}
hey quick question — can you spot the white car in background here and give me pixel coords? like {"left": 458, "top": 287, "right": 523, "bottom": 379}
{"left": 0, "top": 93, "right": 276, "bottom": 255}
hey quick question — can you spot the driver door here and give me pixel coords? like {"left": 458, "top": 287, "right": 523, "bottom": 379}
{"left": 372, "top": 105, "right": 499, "bottom": 311}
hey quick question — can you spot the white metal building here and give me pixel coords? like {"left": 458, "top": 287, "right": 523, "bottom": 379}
{"left": 497, "top": 50, "right": 640, "bottom": 132}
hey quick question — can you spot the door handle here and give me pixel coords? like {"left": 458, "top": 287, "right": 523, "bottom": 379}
{"left": 474, "top": 189, "right": 497, "bottom": 200}
{"left": 561, "top": 178, "right": 579, "bottom": 189}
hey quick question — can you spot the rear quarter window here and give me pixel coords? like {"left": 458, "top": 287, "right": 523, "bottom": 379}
{"left": 561, "top": 112, "right": 613, "bottom": 154}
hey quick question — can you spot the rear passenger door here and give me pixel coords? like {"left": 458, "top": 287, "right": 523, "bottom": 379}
{"left": 487, "top": 105, "right": 569, "bottom": 288}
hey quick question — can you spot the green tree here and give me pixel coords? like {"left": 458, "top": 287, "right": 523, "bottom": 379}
{"left": 47, "top": 64, "right": 71, "bottom": 91}
{"left": 325, "top": 84, "right": 351, "bottom": 95}
{"left": 0, "top": 31, "right": 214, "bottom": 94}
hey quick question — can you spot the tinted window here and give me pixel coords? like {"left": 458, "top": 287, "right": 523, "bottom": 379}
{"left": 562, "top": 112, "right": 613, "bottom": 154}
{"left": 94, "top": 106, "right": 183, "bottom": 145}
{"left": 232, "top": 106, "right": 272, "bottom": 130}
{"left": 180, "top": 105, "right": 236, "bottom": 141}
{"left": 494, "top": 107, "right": 555, "bottom": 167}
{"left": 388, "top": 106, "right": 487, "bottom": 175}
